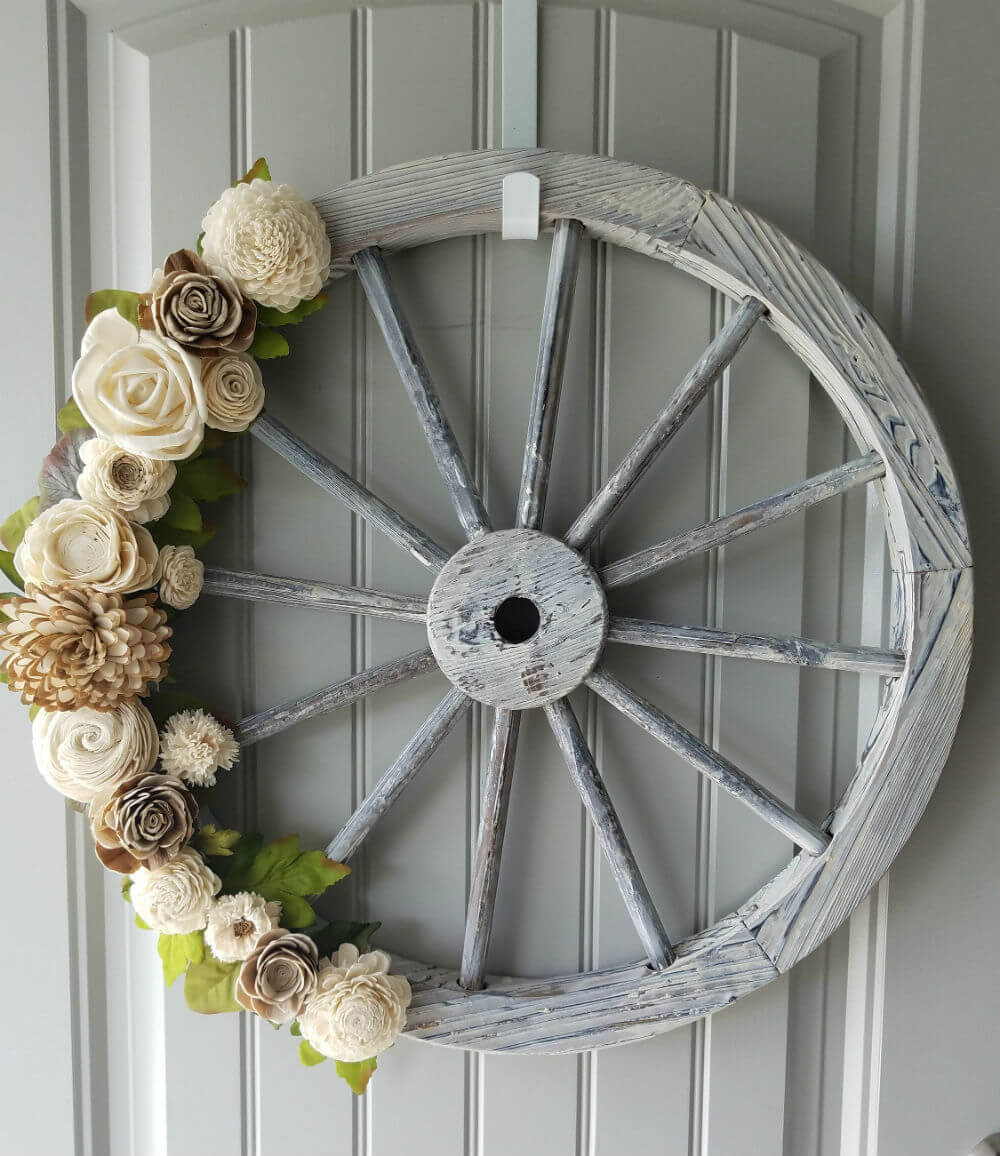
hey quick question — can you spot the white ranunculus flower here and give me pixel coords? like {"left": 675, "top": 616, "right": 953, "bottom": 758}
{"left": 204, "top": 892, "right": 281, "bottom": 963}
{"left": 200, "top": 179, "right": 331, "bottom": 311}
{"left": 32, "top": 700, "right": 159, "bottom": 804}
{"left": 76, "top": 437, "right": 175, "bottom": 523}
{"left": 72, "top": 309, "right": 206, "bottom": 461}
{"left": 129, "top": 847, "right": 221, "bottom": 934}
{"left": 298, "top": 943, "right": 411, "bottom": 1062}
{"left": 159, "top": 708, "right": 239, "bottom": 787}
{"left": 202, "top": 353, "right": 265, "bottom": 433}
{"left": 157, "top": 545, "right": 204, "bottom": 610}
{"left": 14, "top": 498, "right": 160, "bottom": 594}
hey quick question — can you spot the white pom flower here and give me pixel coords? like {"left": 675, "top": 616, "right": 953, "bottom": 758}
{"left": 76, "top": 437, "right": 175, "bottom": 524}
{"left": 157, "top": 545, "right": 204, "bottom": 610}
{"left": 32, "top": 700, "right": 159, "bottom": 804}
{"left": 204, "top": 892, "right": 281, "bottom": 962}
{"left": 130, "top": 847, "right": 221, "bottom": 934}
{"left": 298, "top": 943, "right": 411, "bottom": 1062}
{"left": 14, "top": 498, "right": 160, "bottom": 594}
{"left": 72, "top": 309, "right": 206, "bottom": 461}
{"left": 200, "top": 179, "right": 331, "bottom": 311}
{"left": 159, "top": 709, "right": 238, "bottom": 786}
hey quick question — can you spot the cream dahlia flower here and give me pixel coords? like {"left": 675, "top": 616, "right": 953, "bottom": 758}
{"left": 129, "top": 846, "right": 221, "bottom": 934}
{"left": 205, "top": 892, "right": 281, "bottom": 963}
{"left": 159, "top": 709, "right": 238, "bottom": 786}
{"left": 199, "top": 180, "right": 331, "bottom": 311}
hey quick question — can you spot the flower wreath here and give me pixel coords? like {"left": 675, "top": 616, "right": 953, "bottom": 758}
{"left": 0, "top": 158, "right": 408, "bottom": 1095}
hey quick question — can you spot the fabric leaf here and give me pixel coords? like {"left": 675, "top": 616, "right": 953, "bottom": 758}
{"left": 85, "top": 289, "right": 140, "bottom": 328}
{"left": 175, "top": 457, "right": 247, "bottom": 503}
{"left": 255, "top": 293, "right": 328, "bottom": 328}
{"left": 237, "top": 157, "right": 271, "bottom": 185}
{"left": 148, "top": 520, "right": 217, "bottom": 551}
{"left": 193, "top": 825, "right": 241, "bottom": 858}
{"left": 223, "top": 835, "right": 350, "bottom": 929}
{"left": 336, "top": 1058, "right": 377, "bottom": 1094}
{"left": 184, "top": 955, "right": 242, "bottom": 1014}
{"left": 1, "top": 496, "right": 39, "bottom": 552}
{"left": 135, "top": 913, "right": 151, "bottom": 931}
{"left": 158, "top": 931, "right": 205, "bottom": 987}
{"left": 289, "top": 1020, "right": 302, "bottom": 1037}
{"left": 299, "top": 1040, "right": 327, "bottom": 1067}
{"left": 162, "top": 491, "right": 202, "bottom": 533}
{"left": 310, "top": 920, "right": 381, "bottom": 959}
{"left": 0, "top": 550, "right": 24, "bottom": 591}
{"left": 249, "top": 327, "right": 290, "bottom": 360}
{"left": 57, "top": 398, "right": 90, "bottom": 434}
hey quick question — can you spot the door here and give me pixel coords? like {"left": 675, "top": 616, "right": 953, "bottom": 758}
{"left": 0, "top": 1, "right": 996, "bottom": 1154}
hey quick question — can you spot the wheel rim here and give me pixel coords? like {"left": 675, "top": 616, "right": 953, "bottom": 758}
{"left": 203, "top": 149, "right": 972, "bottom": 1053}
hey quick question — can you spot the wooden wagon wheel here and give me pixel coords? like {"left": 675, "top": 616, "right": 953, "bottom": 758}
{"left": 202, "top": 149, "right": 972, "bottom": 1054}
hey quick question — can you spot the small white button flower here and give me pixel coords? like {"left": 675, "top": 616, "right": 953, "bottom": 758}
{"left": 204, "top": 892, "right": 281, "bottom": 962}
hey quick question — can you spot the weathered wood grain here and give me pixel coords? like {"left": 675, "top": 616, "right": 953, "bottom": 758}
{"left": 202, "top": 566, "right": 427, "bottom": 623}
{"left": 516, "top": 219, "right": 582, "bottom": 532}
{"left": 564, "top": 297, "right": 765, "bottom": 551}
{"left": 586, "top": 667, "right": 830, "bottom": 855}
{"left": 545, "top": 696, "right": 674, "bottom": 968}
{"left": 426, "top": 529, "right": 607, "bottom": 709}
{"left": 237, "top": 649, "right": 438, "bottom": 747}
{"left": 460, "top": 708, "right": 521, "bottom": 991}
{"left": 251, "top": 410, "right": 450, "bottom": 571}
{"left": 326, "top": 687, "right": 471, "bottom": 862}
{"left": 607, "top": 616, "right": 904, "bottom": 676}
{"left": 601, "top": 451, "right": 885, "bottom": 589}
{"left": 354, "top": 246, "right": 492, "bottom": 541}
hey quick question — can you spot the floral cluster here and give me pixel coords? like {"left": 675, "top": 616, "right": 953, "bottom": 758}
{"left": 0, "top": 160, "right": 407, "bottom": 1093}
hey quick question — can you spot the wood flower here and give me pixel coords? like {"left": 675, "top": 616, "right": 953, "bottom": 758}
{"left": 235, "top": 930, "right": 319, "bottom": 1024}
{"left": 90, "top": 771, "right": 197, "bottom": 874}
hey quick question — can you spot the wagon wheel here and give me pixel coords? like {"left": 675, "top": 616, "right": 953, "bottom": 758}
{"left": 202, "top": 150, "right": 972, "bottom": 1054}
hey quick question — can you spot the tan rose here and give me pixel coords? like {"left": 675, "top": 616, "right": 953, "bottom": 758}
{"left": 90, "top": 771, "right": 197, "bottom": 874}
{"left": 298, "top": 943, "right": 411, "bottom": 1061}
{"left": 129, "top": 847, "right": 221, "bottom": 934}
{"left": 202, "top": 353, "right": 265, "bottom": 433}
{"left": 32, "top": 700, "right": 159, "bottom": 804}
{"left": 76, "top": 438, "right": 175, "bottom": 524}
{"left": 157, "top": 545, "right": 204, "bottom": 610}
{"left": 139, "top": 248, "right": 256, "bottom": 354}
{"left": 235, "top": 930, "right": 319, "bottom": 1024}
{"left": 72, "top": 309, "right": 206, "bottom": 461}
{"left": 14, "top": 499, "right": 159, "bottom": 594}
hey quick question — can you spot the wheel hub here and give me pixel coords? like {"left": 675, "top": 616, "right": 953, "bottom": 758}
{"left": 426, "top": 529, "right": 607, "bottom": 708}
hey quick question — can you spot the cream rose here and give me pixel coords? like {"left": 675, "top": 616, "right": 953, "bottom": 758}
{"left": 32, "top": 700, "right": 159, "bottom": 804}
{"left": 205, "top": 892, "right": 281, "bottom": 963}
{"left": 14, "top": 498, "right": 160, "bottom": 594}
{"left": 157, "top": 545, "right": 204, "bottom": 610}
{"left": 129, "top": 847, "right": 221, "bottom": 934}
{"left": 202, "top": 353, "right": 265, "bottom": 433}
{"left": 200, "top": 180, "right": 331, "bottom": 311}
{"left": 76, "top": 438, "right": 175, "bottom": 524}
{"left": 71, "top": 309, "right": 206, "bottom": 461}
{"left": 298, "top": 943, "right": 411, "bottom": 1062}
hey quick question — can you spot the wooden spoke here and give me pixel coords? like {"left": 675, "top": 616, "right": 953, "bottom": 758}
{"left": 516, "top": 219, "right": 583, "bottom": 531}
{"left": 251, "top": 410, "right": 450, "bottom": 570}
{"left": 565, "top": 297, "right": 765, "bottom": 551}
{"left": 460, "top": 708, "right": 522, "bottom": 991}
{"left": 355, "top": 246, "right": 492, "bottom": 540}
{"left": 601, "top": 451, "right": 885, "bottom": 589}
{"left": 237, "top": 649, "right": 438, "bottom": 747}
{"left": 586, "top": 667, "right": 830, "bottom": 855}
{"left": 544, "top": 697, "right": 675, "bottom": 969}
{"left": 203, "top": 567, "right": 427, "bottom": 623}
{"left": 326, "top": 687, "right": 471, "bottom": 862}
{"left": 608, "top": 616, "right": 905, "bottom": 677}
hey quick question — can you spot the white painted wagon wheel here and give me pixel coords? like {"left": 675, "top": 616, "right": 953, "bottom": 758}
{"left": 202, "top": 150, "right": 972, "bottom": 1054}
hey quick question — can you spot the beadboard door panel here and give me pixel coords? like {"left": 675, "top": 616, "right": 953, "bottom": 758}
{"left": 5, "top": 1, "right": 997, "bottom": 1155}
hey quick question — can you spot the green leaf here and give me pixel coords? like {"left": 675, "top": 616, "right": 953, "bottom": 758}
{"left": 1, "top": 496, "right": 39, "bottom": 552}
{"left": 200, "top": 428, "right": 237, "bottom": 453}
{"left": 0, "top": 550, "right": 24, "bottom": 591}
{"left": 237, "top": 157, "right": 271, "bottom": 185}
{"left": 135, "top": 913, "right": 151, "bottom": 931}
{"left": 255, "top": 293, "right": 328, "bottom": 328}
{"left": 162, "top": 491, "right": 202, "bottom": 533}
{"left": 121, "top": 877, "right": 133, "bottom": 902}
{"left": 0, "top": 670, "right": 8, "bottom": 684}
{"left": 249, "top": 327, "right": 290, "bottom": 360}
{"left": 335, "top": 1057, "right": 377, "bottom": 1094}
{"left": 299, "top": 1040, "right": 327, "bottom": 1067}
{"left": 175, "top": 457, "right": 248, "bottom": 503}
{"left": 144, "top": 689, "right": 211, "bottom": 728}
{"left": 222, "top": 835, "right": 350, "bottom": 929}
{"left": 310, "top": 920, "right": 381, "bottom": 959}
{"left": 289, "top": 1020, "right": 302, "bottom": 1037}
{"left": 196, "top": 231, "right": 205, "bottom": 257}
{"left": 85, "top": 289, "right": 140, "bottom": 328}
{"left": 158, "top": 931, "right": 205, "bottom": 987}
{"left": 184, "top": 955, "right": 242, "bottom": 1014}
{"left": 148, "top": 520, "right": 217, "bottom": 551}
{"left": 193, "top": 825, "right": 241, "bottom": 858}
{"left": 57, "top": 398, "right": 90, "bottom": 433}
{"left": 28, "top": 703, "right": 40, "bottom": 721}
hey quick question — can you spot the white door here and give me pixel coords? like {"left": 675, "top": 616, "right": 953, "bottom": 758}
{"left": 1, "top": 1, "right": 996, "bottom": 1154}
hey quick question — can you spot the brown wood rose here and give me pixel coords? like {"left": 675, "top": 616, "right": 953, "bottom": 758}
{"left": 202, "top": 149, "right": 972, "bottom": 1054}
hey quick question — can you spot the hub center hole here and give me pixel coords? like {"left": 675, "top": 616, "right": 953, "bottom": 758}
{"left": 493, "top": 596, "right": 541, "bottom": 644}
